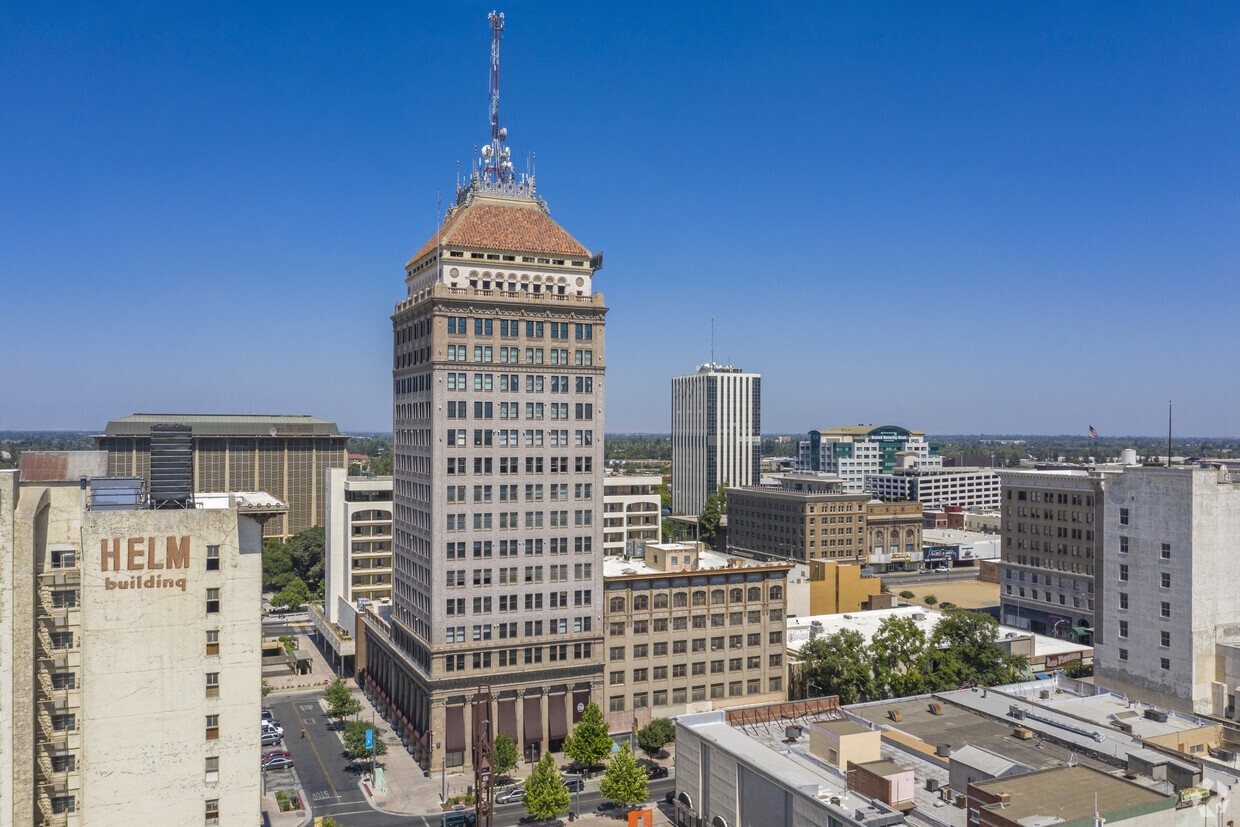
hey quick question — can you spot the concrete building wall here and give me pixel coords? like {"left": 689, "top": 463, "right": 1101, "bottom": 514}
{"left": 601, "top": 475, "right": 661, "bottom": 556}
{"left": 727, "top": 486, "right": 867, "bottom": 563}
{"left": 0, "top": 470, "right": 21, "bottom": 827}
{"left": 78, "top": 508, "right": 262, "bottom": 824}
{"left": 324, "top": 470, "right": 393, "bottom": 626}
{"left": 1096, "top": 467, "right": 1240, "bottom": 714}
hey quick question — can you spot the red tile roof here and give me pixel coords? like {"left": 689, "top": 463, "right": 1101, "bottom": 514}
{"left": 407, "top": 197, "right": 590, "bottom": 266}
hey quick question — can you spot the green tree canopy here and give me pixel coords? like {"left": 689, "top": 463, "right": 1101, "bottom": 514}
{"left": 523, "top": 752, "right": 570, "bottom": 820}
{"left": 698, "top": 485, "right": 728, "bottom": 547}
{"left": 271, "top": 577, "right": 310, "bottom": 611}
{"left": 563, "top": 702, "right": 613, "bottom": 772}
{"left": 637, "top": 718, "right": 676, "bottom": 758}
{"left": 870, "top": 616, "right": 929, "bottom": 698}
{"left": 323, "top": 677, "right": 362, "bottom": 723}
{"left": 342, "top": 719, "right": 388, "bottom": 761}
{"left": 929, "top": 610, "right": 1027, "bottom": 689}
{"left": 599, "top": 741, "right": 648, "bottom": 809}
{"left": 799, "top": 629, "right": 874, "bottom": 705}
{"left": 493, "top": 732, "right": 518, "bottom": 776}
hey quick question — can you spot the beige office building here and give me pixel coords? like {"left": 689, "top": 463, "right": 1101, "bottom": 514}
{"left": 727, "top": 474, "right": 868, "bottom": 562}
{"left": 96, "top": 413, "right": 347, "bottom": 538}
{"left": 997, "top": 469, "right": 1104, "bottom": 643}
{"left": 1, "top": 453, "right": 271, "bottom": 827}
{"left": 602, "top": 543, "right": 790, "bottom": 734}
{"left": 602, "top": 474, "right": 662, "bottom": 555}
{"left": 357, "top": 56, "right": 608, "bottom": 773}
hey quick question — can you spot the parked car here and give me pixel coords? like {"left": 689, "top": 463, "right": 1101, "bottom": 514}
{"left": 261, "top": 720, "right": 284, "bottom": 737}
{"left": 261, "top": 731, "right": 282, "bottom": 746}
{"left": 261, "top": 752, "right": 293, "bottom": 770}
{"left": 562, "top": 776, "right": 584, "bottom": 792}
{"left": 645, "top": 765, "right": 669, "bottom": 779}
{"left": 441, "top": 811, "right": 477, "bottom": 827}
{"left": 495, "top": 787, "right": 525, "bottom": 804}
{"left": 262, "top": 708, "right": 277, "bottom": 722}
{"left": 934, "top": 565, "right": 950, "bottom": 573}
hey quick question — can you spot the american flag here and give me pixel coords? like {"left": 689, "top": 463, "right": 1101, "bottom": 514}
{"left": 1089, "top": 425, "right": 1098, "bottom": 439}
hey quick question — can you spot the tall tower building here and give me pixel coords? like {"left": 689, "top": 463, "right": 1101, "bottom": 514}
{"left": 357, "top": 12, "right": 606, "bottom": 773}
{"left": 671, "top": 364, "right": 761, "bottom": 516}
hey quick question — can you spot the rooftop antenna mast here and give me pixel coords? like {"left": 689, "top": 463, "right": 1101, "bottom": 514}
{"left": 480, "top": 11, "right": 513, "bottom": 184}
{"left": 711, "top": 318, "right": 715, "bottom": 366}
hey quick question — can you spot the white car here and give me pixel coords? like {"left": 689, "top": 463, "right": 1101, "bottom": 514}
{"left": 261, "top": 720, "right": 284, "bottom": 737}
{"left": 495, "top": 788, "right": 525, "bottom": 804}
{"left": 934, "top": 565, "right": 950, "bottom": 573}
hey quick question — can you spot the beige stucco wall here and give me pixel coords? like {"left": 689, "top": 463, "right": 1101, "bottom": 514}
{"left": 79, "top": 507, "right": 262, "bottom": 825}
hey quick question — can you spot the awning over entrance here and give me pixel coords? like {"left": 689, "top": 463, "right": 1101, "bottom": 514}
{"left": 524, "top": 696, "right": 542, "bottom": 743}
{"left": 446, "top": 705, "right": 466, "bottom": 753}
{"left": 1070, "top": 626, "right": 1090, "bottom": 636}
{"left": 549, "top": 694, "right": 568, "bottom": 740}
{"left": 498, "top": 700, "right": 518, "bottom": 742}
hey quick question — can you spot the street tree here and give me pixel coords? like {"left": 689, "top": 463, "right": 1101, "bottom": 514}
{"left": 929, "top": 610, "right": 1027, "bottom": 689}
{"left": 271, "top": 577, "right": 310, "bottom": 611}
{"left": 523, "top": 753, "right": 570, "bottom": 820}
{"left": 493, "top": 732, "right": 519, "bottom": 776}
{"left": 563, "top": 702, "right": 613, "bottom": 773}
{"left": 600, "top": 741, "right": 648, "bottom": 810}
{"left": 870, "top": 615, "right": 929, "bottom": 698}
{"left": 799, "top": 629, "right": 874, "bottom": 704}
{"left": 342, "top": 719, "right": 388, "bottom": 762}
{"left": 637, "top": 718, "right": 676, "bottom": 759}
{"left": 323, "top": 677, "right": 362, "bottom": 725}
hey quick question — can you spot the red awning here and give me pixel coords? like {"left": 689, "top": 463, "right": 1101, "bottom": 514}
{"left": 446, "top": 705, "right": 466, "bottom": 753}
{"left": 524, "top": 696, "right": 542, "bottom": 743}
{"left": 549, "top": 694, "right": 568, "bottom": 740}
{"left": 498, "top": 700, "right": 518, "bottom": 742}
{"left": 572, "top": 690, "right": 590, "bottom": 724}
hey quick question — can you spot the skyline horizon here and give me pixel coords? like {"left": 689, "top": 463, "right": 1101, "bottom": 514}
{"left": 4, "top": 4, "right": 1237, "bottom": 436}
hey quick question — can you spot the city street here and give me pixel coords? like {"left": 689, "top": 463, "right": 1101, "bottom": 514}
{"left": 265, "top": 690, "right": 673, "bottom": 826}
{"left": 882, "top": 567, "right": 981, "bottom": 587}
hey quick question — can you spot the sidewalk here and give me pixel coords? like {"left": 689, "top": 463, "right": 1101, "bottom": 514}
{"left": 259, "top": 787, "right": 311, "bottom": 827}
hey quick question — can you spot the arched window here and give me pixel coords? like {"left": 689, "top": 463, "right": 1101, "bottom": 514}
{"left": 653, "top": 594, "right": 668, "bottom": 609}
{"left": 674, "top": 592, "right": 688, "bottom": 608}
{"left": 692, "top": 591, "right": 707, "bottom": 607}
{"left": 747, "top": 586, "right": 761, "bottom": 601}
{"left": 609, "top": 596, "right": 625, "bottom": 613}
{"left": 711, "top": 589, "right": 725, "bottom": 605}
{"left": 729, "top": 588, "right": 743, "bottom": 603}
{"left": 769, "top": 585, "right": 783, "bottom": 601}
{"left": 633, "top": 594, "right": 649, "bottom": 611}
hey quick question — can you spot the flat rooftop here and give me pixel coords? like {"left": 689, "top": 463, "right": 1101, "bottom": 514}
{"left": 1043, "top": 691, "right": 1215, "bottom": 740}
{"left": 101, "top": 413, "right": 341, "bottom": 437}
{"left": 921, "top": 529, "right": 998, "bottom": 546}
{"left": 972, "top": 765, "right": 1169, "bottom": 825}
{"left": 602, "top": 548, "right": 788, "bottom": 579}
{"left": 786, "top": 605, "right": 1090, "bottom": 660}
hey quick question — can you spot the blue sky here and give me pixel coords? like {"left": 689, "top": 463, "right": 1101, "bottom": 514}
{"left": 3, "top": 2, "right": 1238, "bottom": 436}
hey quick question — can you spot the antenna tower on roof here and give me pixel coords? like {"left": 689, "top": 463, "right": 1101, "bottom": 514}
{"left": 480, "top": 11, "right": 513, "bottom": 184}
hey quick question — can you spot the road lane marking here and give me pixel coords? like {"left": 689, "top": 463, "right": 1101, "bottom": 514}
{"left": 291, "top": 702, "right": 341, "bottom": 802}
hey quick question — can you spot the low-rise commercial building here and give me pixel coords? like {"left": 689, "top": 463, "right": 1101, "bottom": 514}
{"left": 865, "top": 466, "right": 1001, "bottom": 512}
{"left": 1, "top": 453, "right": 276, "bottom": 827}
{"left": 601, "top": 474, "right": 661, "bottom": 555}
{"left": 602, "top": 543, "right": 790, "bottom": 734}
{"left": 96, "top": 413, "right": 347, "bottom": 538}
{"left": 727, "top": 473, "right": 867, "bottom": 562}
{"left": 862, "top": 500, "right": 923, "bottom": 573}
{"left": 921, "top": 528, "right": 1000, "bottom": 570}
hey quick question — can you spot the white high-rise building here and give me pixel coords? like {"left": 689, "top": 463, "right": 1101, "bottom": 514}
{"left": 1095, "top": 465, "right": 1240, "bottom": 715}
{"left": 671, "top": 364, "right": 761, "bottom": 516}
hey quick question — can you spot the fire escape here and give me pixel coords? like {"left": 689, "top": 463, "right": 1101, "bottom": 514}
{"left": 34, "top": 555, "right": 82, "bottom": 825}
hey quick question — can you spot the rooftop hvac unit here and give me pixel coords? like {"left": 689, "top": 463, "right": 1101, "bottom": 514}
{"left": 149, "top": 424, "right": 193, "bottom": 508}
{"left": 785, "top": 726, "right": 802, "bottom": 741}
{"left": 1039, "top": 689, "right": 1051, "bottom": 699}
{"left": 926, "top": 778, "right": 940, "bottom": 792}
{"left": 1211, "top": 748, "right": 1236, "bottom": 762}
{"left": 1144, "top": 709, "right": 1169, "bottom": 723}
{"left": 1009, "top": 706, "right": 1026, "bottom": 720}
{"left": 936, "top": 744, "right": 951, "bottom": 757}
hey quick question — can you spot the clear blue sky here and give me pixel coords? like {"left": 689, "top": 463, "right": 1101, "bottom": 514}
{"left": 3, "top": 2, "right": 1238, "bottom": 436}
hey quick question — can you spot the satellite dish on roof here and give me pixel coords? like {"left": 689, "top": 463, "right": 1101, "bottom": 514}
{"left": 481, "top": 144, "right": 493, "bottom": 158}
{"left": 498, "top": 127, "right": 507, "bottom": 141}
{"left": 269, "top": 427, "right": 278, "bottom": 437}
